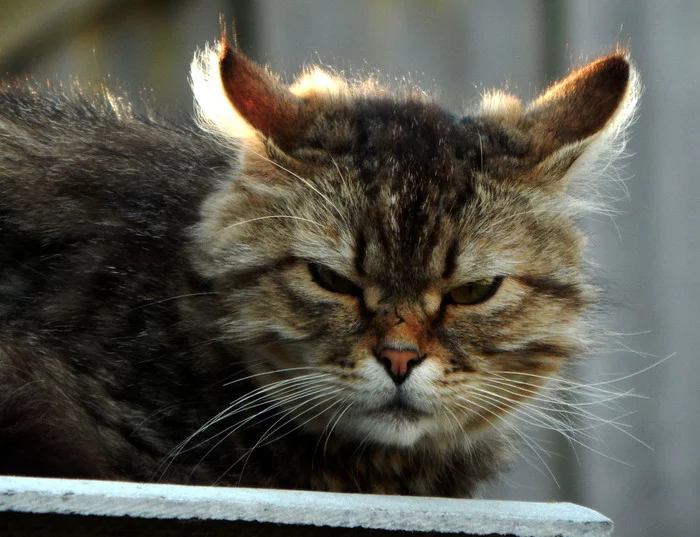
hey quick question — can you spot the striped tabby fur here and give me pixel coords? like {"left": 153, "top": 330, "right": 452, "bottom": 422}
{"left": 0, "top": 34, "right": 638, "bottom": 497}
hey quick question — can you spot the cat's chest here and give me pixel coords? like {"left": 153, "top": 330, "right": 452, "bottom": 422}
{"left": 303, "top": 445, "right": 471, "bottom": 497}
{"left": 313, "top": 448, "right": 416, "bottom": 495}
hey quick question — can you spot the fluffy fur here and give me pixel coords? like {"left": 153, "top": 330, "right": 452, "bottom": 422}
{"left": 0, "top": 36, "right": 639, "bottom": 497}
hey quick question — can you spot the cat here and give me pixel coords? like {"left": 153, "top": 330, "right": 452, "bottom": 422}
{"left": 0, "top": 31, "right": 639, "bottom": 498}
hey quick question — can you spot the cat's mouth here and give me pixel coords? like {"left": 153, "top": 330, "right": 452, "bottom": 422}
{"left": 349, "top": 394, "right": 438, "bottom": 447}
{"left": 368, "top": 396, "right": 430, "bottom": 421}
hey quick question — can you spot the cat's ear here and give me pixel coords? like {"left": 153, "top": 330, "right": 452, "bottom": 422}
{"left": 190, "top": 37, "right": 306, "bottom": 150}
{"left": 480, "top": 53, "right": 639, "bottom": 188}
{"left": 526, "top": 54, "right": 633, "bottom": 155}
{"left": 218, "top": 41, "right": 305, "bottom": 150}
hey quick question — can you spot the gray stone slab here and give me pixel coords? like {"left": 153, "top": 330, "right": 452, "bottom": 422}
{"left": 0, "top": 476, "right": 612, "bottom": 536}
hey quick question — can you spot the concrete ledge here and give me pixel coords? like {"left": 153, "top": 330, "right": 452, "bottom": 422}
{"left": 0, "top": 476, "right": 612, "bottom": 536}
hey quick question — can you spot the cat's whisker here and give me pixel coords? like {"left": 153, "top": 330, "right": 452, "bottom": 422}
{"left": 220, "top": 392, "right": 345, "bottom": 486}
{"left": 232, "top": 381, "right": 340, "bottom": 422}
{"left": 490, "top": 376, "right": 635, "bottom": 419}
{"left": 156, "top": 373, "right": 333, "bottom": 478}
{"left": 222, "top": 366, "right": 324, "bottom": 387}
{"left": 184, "top": 381, "right": 339, "bottom": 458}
{"left": 182, "top": 383, "right": 342, "bottom": 481}
{"left": 594, "top": 341, "right": 661, "bottom": 359}
{"left": 493, "top": 370, "right": 644, "bottom": 399}
{"left": 188, "top": 379, "right": 338, "bottom": 451}
{"left": 458, "top": 400, "right": 556, "bottom": 483}
{"left": 201, "top": 360, "right": 270, "bottom": 389}
{"left": 217, "top": 374, "right": 332, "bottom": 417}
{"left": 247, "top": 390, "right": 346, "bottom": 450}
{"left": 500, "top": 352, "right": 676, "bottom": 388}
{"left": 351, "top": 429, "right": 374, "bottom": 462}
{"left": 130, "top": 403, "right": 184, "bottom": 435}
{"left": 468, "top": 385, "right": 615, "bottom": 443}
{"left": 488, "top": 375, "right": 643, "bottom": 425}
{"left": 486, "top": 383, "right": 626, "bottom": 427}
{"left": 193, "top": 376, "right": 330, "bottom": 444}
{"left": 441, "top": 405, "right": 468, "bottom": 446}
{"left": 312, "top": 401, "right": 345, "bottom": 466}
{"left": 457, "top": 397, "right": 559, "bottom": 459}
{"left": 513, "top": 434, "right": 562, "bottom": 483}
{"left": 481, "top": 378, "right": 577, "bottom": 407}
{"left": 483, "top": 382, "right": 637, "bottom": 439}
{"left": 460, "top": 390, "right": 586, "bottom": 441}
{"left": 483, "top": 376, "right": 632, "bottom": 410}
{"left": 598, "top": 328, "right": 652, "bottom": 338}
{"left": 312, "top": 395, "right": 352, "bottom": 462}
{"left": 221, "top": 214, "right": 327, "bottom": 232}
{"left": 470, "top": 385, "right": 618, "bottom": 443}
{"left": 452, "top": 398, "right": 560, "bottom": 486}
{"left": 322, "top": 399, "right": 355, "bottom": 456}
{"left": 187, "top": 385, "right": 342, "bottom": 479}
{"left": 460, "top": 389, "right": 644, "bottom": 462}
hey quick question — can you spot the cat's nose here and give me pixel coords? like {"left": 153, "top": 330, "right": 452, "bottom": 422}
{"left": 375, "top": 345, "right": 424, "bottom": 385}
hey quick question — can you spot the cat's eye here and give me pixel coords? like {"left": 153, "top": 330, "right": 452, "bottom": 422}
{"left": 447, "top": 277, "right": 503, "bottom": 305}
{"left": 309, "top": 263, "right": 361, "bottom": 296}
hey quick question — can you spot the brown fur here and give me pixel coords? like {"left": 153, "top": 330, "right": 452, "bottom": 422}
{"left": 0, "top": 37, "right": 639, "bottom": 497}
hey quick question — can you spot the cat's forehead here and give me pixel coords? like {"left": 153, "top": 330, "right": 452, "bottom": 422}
{"left": 334, "top": 99, "right": 486, "bottom": 173}
{"left": 328, "top": 101, "right": 488, "bottom": 290}
{"left": 337, "top": 101, "right": 483, "bottom": 214}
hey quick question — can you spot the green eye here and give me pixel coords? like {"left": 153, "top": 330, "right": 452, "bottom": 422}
{"left": 309, "top": 263, "right": 361, "bottom": 296}
{"left": 447, "top": 277, "right": 503, "bottom": 305}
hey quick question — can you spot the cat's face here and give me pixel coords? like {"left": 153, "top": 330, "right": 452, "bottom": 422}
{"left": 191, "top": 42, "right": 637, "bottom": 449}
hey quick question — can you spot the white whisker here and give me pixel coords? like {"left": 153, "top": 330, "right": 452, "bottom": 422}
{"left": 221, "top": 214, "right": 327, "bottom": 231}
{"left": 235, "top": 140, "right": 347, "bottom": 225}
{"left": 156, "top": 371, "right": 332, "bottom": 479}
{"left": 221, "top": 392, "right": 345, "bottom": 485}
{"left": 189, "top": 385, "right": 341, "bottom": 480}
{"left": 322, "top": 399, "right": 354, "bottom": 456}
{"left": 453, "top": 397, "right": 559, "bottom": 486}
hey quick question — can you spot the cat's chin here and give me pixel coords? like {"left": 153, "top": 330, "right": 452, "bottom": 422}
{"left": 347, "top": 410, "right": 440, "bottom": 448}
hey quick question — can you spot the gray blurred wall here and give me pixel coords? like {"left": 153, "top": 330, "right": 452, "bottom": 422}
{"left": 1, "top": 1, "right": 697, "bottom": 536}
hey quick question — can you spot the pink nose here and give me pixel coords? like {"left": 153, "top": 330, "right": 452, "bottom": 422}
{"left": 377, "top": 347, "right": 423, "bottom": 384}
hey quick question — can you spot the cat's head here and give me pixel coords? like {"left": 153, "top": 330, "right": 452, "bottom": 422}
{"left": 190, "top": 38, "right": 639, "bottom": 450}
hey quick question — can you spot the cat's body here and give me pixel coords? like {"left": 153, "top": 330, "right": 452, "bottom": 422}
{"left": 0, "top": 36, "right": 638, "bottom": 497}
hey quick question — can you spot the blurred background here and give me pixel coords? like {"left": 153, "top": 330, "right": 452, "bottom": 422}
{"left": 0, "top": 1, "right": 697, "bottom": 536}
